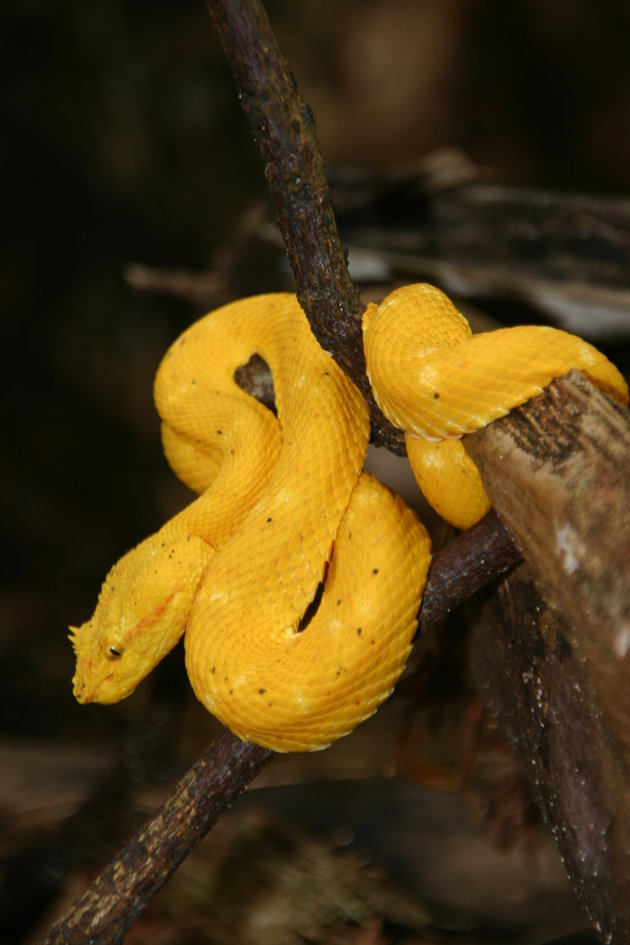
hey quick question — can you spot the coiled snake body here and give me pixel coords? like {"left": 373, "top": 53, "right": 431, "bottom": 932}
{"left": 71, "top": 285, "right": 627, "bottom": 751}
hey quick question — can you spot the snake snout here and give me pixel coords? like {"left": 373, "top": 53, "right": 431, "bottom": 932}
{"left": 72, "top": 673, "right": 88, "bottom": 704}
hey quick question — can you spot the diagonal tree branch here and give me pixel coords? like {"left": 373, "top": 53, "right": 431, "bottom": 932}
{"left": 36, "top": 731, "right": 271, "bottom": 945}
{"left": 205, "top": 0, "right": 405, "bottom": 453}
{"left": 466, "top": 371, "right": 630, "bottom": 943}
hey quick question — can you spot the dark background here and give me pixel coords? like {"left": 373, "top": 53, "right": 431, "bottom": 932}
{"left": 3, "top": 2, "right": 630, "bottom": 942}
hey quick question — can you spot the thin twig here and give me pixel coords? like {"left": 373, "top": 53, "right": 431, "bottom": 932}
{"left": 205, "top": 0, "right": 405, "bottom": 453}
{"left": 36, "top": 732, "right": 272, "bottom": 945}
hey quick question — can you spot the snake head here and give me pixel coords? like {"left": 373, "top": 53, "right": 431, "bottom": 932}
{"left": 71, "top": 532, "right": 214, "bottom": 705}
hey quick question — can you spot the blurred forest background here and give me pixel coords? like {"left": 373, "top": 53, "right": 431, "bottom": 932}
{"left": 3, "top": 1, "right": 630, "bottom": 943}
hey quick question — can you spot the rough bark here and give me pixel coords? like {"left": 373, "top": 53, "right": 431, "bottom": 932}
{"left": 205, "top": 0, "right": 405, "bottom": 453}
{"left": 36, "top": 732, "right": 272, "bottom": 945}
{"left": 466, "top": 370, "right": 630, "bottom": 766}
{"left": 339, "top": 163, "right": 630, "bottom": 339}
{"left": 471, "top": 565, "right": 630, "bottom": 943}
{"left": 466, "top": 371, "right": 630, "bottom": 943}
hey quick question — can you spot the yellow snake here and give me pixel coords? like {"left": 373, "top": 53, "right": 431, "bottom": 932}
{"left": 71, "top": 284, "right": 628, "bottom": 751}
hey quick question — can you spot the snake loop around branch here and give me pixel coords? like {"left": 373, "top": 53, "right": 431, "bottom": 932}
{"left": 71, "top": 285, "right": 627, "bottom": 751}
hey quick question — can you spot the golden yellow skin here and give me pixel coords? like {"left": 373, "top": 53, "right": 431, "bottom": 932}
{"left": 363, "top": 284, "right": 628, "bottom": 528}
{"left": 71, "top": 284, "right": 627, "bottom": 750}
{"left": 71, "top": 293, "right": 429, "bottom": 751}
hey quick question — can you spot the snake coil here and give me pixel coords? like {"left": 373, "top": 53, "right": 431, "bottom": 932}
{"left": 71, "top": 285, "right": 627, "bottom": 751}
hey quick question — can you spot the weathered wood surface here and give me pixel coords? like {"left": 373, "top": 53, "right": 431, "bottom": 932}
{"left": 466, "top": 371, "right": 630, "bottom": 943}
{"left": 471, "top": 566, "right": 630, "bottom": 942}
{"left": 337, "top": 158, "right": 630, "bottom": 339}
{"left": 466, "top": 370, "right": 630, "bottom": 762}
{"left": 126, "top": 171, "right": 630, "bottom": 341}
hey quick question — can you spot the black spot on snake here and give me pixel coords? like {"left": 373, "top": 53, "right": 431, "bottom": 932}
{"left": 297, "top": 574, "right": 326, "bottom": 632}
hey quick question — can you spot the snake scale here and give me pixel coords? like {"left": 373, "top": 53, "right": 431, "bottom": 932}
{"left": 71, "top": 284, "right": 628, "bottom": 751}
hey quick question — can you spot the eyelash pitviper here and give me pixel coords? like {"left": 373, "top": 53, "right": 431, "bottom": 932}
{"left": 70, "top": 284, "right": 628, "bottom": 751}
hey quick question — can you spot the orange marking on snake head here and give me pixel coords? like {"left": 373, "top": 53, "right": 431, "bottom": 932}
{"left": 136, "top": 588, "right": 181, "bottom": 634}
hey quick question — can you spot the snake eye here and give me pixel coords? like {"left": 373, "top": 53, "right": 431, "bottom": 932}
{"left": 106, "top": 644, "right": 123, "bottom": 661}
